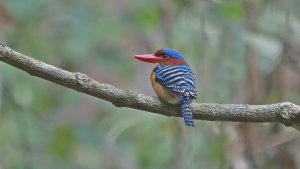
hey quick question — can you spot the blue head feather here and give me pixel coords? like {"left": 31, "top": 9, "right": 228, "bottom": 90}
{"left": 162, "top": 49, "right": 185, "bottom": 61}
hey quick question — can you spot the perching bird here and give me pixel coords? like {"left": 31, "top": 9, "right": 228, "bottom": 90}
{"left": 134, "top": 49, "right": 197, "bottom": 127}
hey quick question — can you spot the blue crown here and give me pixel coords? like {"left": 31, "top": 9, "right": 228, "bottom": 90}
{"left": 162, "top": 49, "right": 185, "bottom": 61}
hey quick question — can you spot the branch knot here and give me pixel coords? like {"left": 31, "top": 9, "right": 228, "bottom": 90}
{"left": 0, "top": 43, "right": 12, "bottom": 57}
{"left": 75, "top": 72, "right": 90, "bottom": 87}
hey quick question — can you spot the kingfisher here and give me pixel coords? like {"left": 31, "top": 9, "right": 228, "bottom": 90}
{"left": 134, "top": 49, "right": 197, "bottom": 127}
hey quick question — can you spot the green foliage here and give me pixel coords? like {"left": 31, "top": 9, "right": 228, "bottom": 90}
{"left": 49, "top": 126, "right": 76, "bottom": 159}
{"left": 4, "top": 0, "right": 46, "bottom": 22}
{"left": 218, "top": 0, "right": 245, "bottom": 22}
{"left": 1, "top": 0, "right": 300, "bottom": 168}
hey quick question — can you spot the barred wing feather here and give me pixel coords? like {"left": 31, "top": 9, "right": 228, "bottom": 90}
{"left": 155, "top": 65, "right": 197, "bottom": 100}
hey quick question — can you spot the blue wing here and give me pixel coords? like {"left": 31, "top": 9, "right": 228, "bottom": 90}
{"left": 154, "top": 65, "right": 197, "bottom": 101}
{"left": 155, "top": 65, "right": 197, "bottom": 127}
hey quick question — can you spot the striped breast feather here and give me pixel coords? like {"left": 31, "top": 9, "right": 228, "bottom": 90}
{"left": 155, "top": 65, "right": 197, "bottom": 100}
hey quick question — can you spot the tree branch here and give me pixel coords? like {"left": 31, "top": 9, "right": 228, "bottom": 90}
{"left": 0, "top": 44, "right": 300, "bottom": 129}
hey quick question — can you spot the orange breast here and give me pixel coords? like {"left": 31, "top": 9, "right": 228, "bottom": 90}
{"left": 150, "top": 69, "right": 180, "bottom": 104}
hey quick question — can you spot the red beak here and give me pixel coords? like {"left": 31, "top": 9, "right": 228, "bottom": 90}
{"left": 134, "top": 54, "right": 162, "bottom": 63}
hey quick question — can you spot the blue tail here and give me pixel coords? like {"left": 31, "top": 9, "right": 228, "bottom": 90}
{"left": 181, "top": 97, "right": 195, "bottom": 127}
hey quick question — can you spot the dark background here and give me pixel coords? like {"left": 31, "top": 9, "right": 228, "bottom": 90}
{"left": 0, "top": 0, "right": 300, "bottom": 168}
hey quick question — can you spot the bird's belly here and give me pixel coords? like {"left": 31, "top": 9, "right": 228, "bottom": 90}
{"left": 151, "top": 71, "right": 180, "bottom": 104}
{"left": 165, "top": 96, "right": 181, "bottom": 104}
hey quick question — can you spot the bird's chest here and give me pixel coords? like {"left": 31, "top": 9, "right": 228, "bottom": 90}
{"left": 150, "top": 70, "right": 180, "bottom": 104}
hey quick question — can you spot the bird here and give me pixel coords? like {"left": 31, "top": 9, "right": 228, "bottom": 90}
{"left": 133, "top": 49, "right": 197, "bottom": 127}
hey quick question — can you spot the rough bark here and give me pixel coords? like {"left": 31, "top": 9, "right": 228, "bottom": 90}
{"left": 0, "top": 44, "right": 300, "bottom": 129}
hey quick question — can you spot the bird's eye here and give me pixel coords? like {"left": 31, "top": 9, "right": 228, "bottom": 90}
{"left": 162, "top": 54, "right": 168, "bottom": 59}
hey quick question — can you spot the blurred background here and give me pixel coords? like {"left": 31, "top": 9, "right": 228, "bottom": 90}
{"left": 0, "top": 0, "right": 300, "bottom": 168}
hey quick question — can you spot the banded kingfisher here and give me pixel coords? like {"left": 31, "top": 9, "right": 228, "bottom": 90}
{"left": 134, "top": 49, "right": 197, "bottom": 127}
